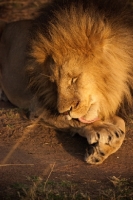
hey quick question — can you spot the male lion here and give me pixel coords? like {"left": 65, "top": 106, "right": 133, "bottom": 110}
{"left": 0, "top": 0, "right": 133, "bottom": 164}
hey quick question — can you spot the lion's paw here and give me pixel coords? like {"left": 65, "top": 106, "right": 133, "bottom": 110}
{"left": 78, "top": 122, "right": 125, "bottom": 164}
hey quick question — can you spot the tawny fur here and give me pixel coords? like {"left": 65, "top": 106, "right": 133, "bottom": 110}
{"left": 27, "top": 0, "right": 133, "bottom": 120}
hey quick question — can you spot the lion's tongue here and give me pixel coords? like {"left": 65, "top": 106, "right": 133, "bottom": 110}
{"left": 78, "top": 117, "right": 99, "bottom": 124}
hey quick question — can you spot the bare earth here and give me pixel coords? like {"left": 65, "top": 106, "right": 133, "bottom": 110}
{"left": 0, "top": 1, "right": 133, "bottom": 199}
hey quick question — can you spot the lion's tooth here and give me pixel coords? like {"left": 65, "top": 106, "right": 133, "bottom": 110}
{"left": 66, "top": 115, "right": 72, "bottom": 120}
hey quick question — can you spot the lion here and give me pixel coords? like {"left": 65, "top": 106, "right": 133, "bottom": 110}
{"left": 0, "top": 0, "right": 133, "bottom": 164}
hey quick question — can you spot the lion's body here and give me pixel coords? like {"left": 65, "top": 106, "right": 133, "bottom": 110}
{"left": 0, "top": 20, "right": 33, "bottom": 108}
{"left": 0, "top": 0, "right": 133, "bottom": 164}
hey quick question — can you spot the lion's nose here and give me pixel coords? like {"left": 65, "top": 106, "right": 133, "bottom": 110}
{"left": 58, "top": 99, "right": 80, "bottom": 114}
{"left": 58, "top": 105, "right": 72, "bottom": 114}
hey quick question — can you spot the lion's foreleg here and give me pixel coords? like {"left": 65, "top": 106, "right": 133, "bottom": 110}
{"left": 31, "top": 108, "right": 86, "bottom": 130}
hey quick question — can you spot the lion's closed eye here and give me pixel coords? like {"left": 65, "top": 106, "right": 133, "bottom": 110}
{"left": 71, "top": 77, "right": 78, "bottom": 84}
{"left": 67, "top": 77, "right": 78, "bottom": 87}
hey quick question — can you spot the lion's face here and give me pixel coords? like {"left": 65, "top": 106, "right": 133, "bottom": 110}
{"left": 51, "top": 56, "right": 101, "bottom": 123}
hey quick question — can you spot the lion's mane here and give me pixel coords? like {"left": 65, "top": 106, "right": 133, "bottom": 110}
{"left": 27, "top": 0, "right": 133, "bottom": 119}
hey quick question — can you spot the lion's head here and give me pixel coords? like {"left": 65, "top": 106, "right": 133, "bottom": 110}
{"left": 50, "top": 55, "right": 101, "bottom": 123}
{"left": 28, "top": 0, "right": 133, "bottom": 122}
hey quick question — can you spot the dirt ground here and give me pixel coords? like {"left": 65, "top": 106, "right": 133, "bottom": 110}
{"left": 0, "top": 1, "right": 133, "bottom": 199}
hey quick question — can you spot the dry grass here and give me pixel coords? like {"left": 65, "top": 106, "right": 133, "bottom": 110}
{"left": 7, "top": 176, "right": 132, "bottom": 200}
{"left": 0, "top": 0, "right": 49, "bottom": 22}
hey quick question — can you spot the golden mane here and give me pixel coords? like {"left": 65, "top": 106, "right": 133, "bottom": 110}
{"left": 27, "top": 0, "right": 133, "bottom": 119}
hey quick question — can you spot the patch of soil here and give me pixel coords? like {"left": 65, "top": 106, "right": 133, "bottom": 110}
{"left": 0, "top": 101, "right": 133, "bottom": 199}
{"left": 0, "top": 1, "right": 133, "bottom": 199}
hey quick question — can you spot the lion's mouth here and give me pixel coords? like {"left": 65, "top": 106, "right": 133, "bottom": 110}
{"left": 63, "top": 102, "right": 100, "bottom": 124}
